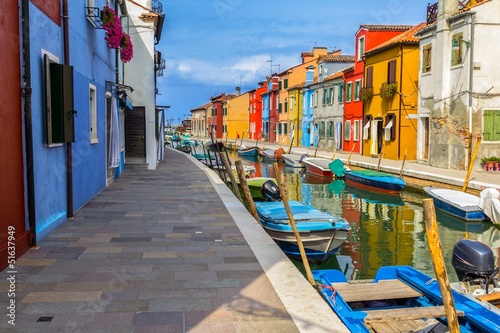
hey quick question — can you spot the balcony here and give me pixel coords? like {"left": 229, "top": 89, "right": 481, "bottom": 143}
{"left": 152, "top": 0, "right": 163, "bottom": 14}
{"left": 86, "top": 7, "right": 103, "bottom": 29}
{"left": 427, "top": 1, "right": 486, "bottom": 24}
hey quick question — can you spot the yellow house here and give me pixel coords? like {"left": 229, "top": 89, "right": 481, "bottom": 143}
{"left": 277, "top": 47, "right": 328, "bottom": 145}
{"left": 224, "top": 91, "right": 250, "bottom": 140}
{"left": 362, "top": 23, "right": 425, "bottom": 160}
{"left": 287, "top": 84, "right": 304, "bottom": 147}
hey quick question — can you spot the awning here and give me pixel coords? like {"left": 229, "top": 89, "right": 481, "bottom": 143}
{"left": 363, "top": 120, "right": 370, "bottom": 140}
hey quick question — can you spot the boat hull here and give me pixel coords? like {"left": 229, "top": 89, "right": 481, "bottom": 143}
{"left": 282, "top": 154, "right": 305, "bottom": 168}
{"left": 237, "top": 147, "right": 259, "bottom": 157}
{"left": 423, "top": 187, "right": 486, "bottom": 221}
{"left": 344, "top": 170, "right": 405, "bottom": 194}
{"left": 255, "top": 200, "right": 351, "bottom": 263}
{"left": 301, "top": 158, "right": 333, "bottom": 177}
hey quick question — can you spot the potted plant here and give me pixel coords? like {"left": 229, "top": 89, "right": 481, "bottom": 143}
{"left": 359, "top": 87, "right": 374, "bottom": 103}
{"left": 101, "top": 5, "right": 124, "bottom": 49}
{"left": 380, "top": 82, "right": 398, "bottom": 99}
{"left": 120, "top": 34, "right": 134, "bottom": 63}
{"left": 481, "top": 156, "right": 500, "bottom": 171}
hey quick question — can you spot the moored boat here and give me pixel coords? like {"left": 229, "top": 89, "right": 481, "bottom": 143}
{"left": 423, "top": 186, "right": 487, "bottom": 221}
{"left": 313, "top": 265, "right": 500, "bottom": 333}
{"left": 282, "top": 153, "right": 306, "bottom": 168}
{"left": 237, "top": 145, "right": 260, "bottom": 157}
{"left": 344, "top": 169, "right": 405, "bottom": 194}
{"left": 259, "top": 149, "right": 277, "bottom": 161}
{"left": 254, "top": 200, "right": 351, "bottom": 263}
{"left": 301, "top": 157, "right": 334, "bottom": 177}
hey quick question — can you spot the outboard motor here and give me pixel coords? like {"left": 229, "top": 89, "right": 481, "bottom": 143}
{"left": 452, "top": 239, "right": 499, "bottom": 293}
{"left": 261, "top": 180, "right": 281, "bottom": 202}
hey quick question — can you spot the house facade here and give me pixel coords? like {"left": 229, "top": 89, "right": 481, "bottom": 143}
{"left": 190, "top": 102, "right": 211, "bottom": 138}
{"left": 301, "top": 66, "right": 317, "bottom": 147}
{"left": 344, "top": 25, "right": 413, "bottom": 155}
{"left": 224, "top": 90, "right": 250, "bottom": 140}
{"left": 417, "top": 0, "right": 500, "bottom": 170}
{"left": 249, "top": 82, "right": 267, "bottom": 140}
{"left": 262, "top": 75, "right": 279, "bottom": 142}
{"left": 362, "top": 23, "right": 424, "bottom": 160}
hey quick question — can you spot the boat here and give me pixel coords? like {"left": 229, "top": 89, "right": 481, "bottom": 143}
{"left": 344, "top": 169, "right": 405, "bottom": 194}
{"left": 313, "top": 265, "right": 500, "bottom": 333}
{"left": 254, "top": 200, "right": 351, "bottom": 263}
{"left": 282, "top": 153, "right": 306, "bottom": 168}
{"left": 301, "top": 157, "right": 334, "bottom": 177}
{"left": 345, "top": 183, "right": 404, "bottom": 206}
{"left": 423, "top": 187, "right": 487, "bottom": 221}
{"left": 234, "top": 177, "right": 275, "bottom": 200}
{"left": 259, "top": 149, "right": 277, "bottom": 162}
{"left": 237, "top": 145, "right": 260, "bottom": 157}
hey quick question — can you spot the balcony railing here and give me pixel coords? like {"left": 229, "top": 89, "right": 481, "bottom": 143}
{"left": 86, "top": 7, "right": 104, "bottom": 28}
{"left": 427, "top": 0, "right": 486, "bottom": 24}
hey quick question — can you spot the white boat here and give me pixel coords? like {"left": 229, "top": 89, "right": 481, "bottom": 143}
{"left": 281, "top": 153, "right": 306, "bottom": 168}
{"left": 423, "top": 187, "right": 487, "bottom": 221}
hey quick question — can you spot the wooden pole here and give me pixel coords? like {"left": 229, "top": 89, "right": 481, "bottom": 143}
{"left": 272, "top": 163, "right": 315, "bottom": 286}
{"left": 233, "top": 137, "right": 238, "bottom": 150}
{"left": 377, "top": 141, "right": 384, "bottom": 171}
{"left": 332, "top": 139, "right": 337, "bottom": 160}
{"left": 287, "top": 136, "right": 294, "bottom": 154}
{"left": 314, "top": 137, "right": 321, "bottom": 158}
{"left": 422, "top": 198, "right": 460, "bottom": 333}
{"left": 240, "top": 131, "right": 245, "bottom": 147}
{"left": 462, "top": 137, "right": 481, "bottom": 192}
{"left": 347, "top": 143, "right": 356, "bottom": 166}
{"left": 399, "top": 146, "right": 408, "bottom": 177}
{"left": 225, "top": 133, "right": 228, "bottom": 145}
{"left": 235, "top": 160, "right": 259, "bottom": 222}
{"left": 220, "top": 153, "right": 244, "bottom": 203}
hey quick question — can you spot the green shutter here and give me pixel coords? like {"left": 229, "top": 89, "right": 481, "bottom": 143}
{"left": 494, "top": 111, "right": 500, "bottom": 141}
{"left": 50, "top": 63, "right": 75, "bottom": 143}
{"left": 484, "top": 110, "right": 493, "bottom": 141}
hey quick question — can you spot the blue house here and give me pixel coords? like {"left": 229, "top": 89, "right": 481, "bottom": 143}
{"left": 28, "top": 0, "right": 123, "bottom": 240}
{"left": 301, "top": 66, "right": 316, "bottom": 147}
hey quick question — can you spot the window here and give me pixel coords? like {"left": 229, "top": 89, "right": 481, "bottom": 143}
{"left": 451, "top": 32, "right": 464, "bottom": 66}
{"left": 223, "top": 107, "right": 227, "bottom": 116}
{"left": 278, "top": 81, "right": 282, "bottom": 90}
{"left": 43, "top": 52, "right": 75, "bottom": 145}
{"left": 354, "top": 80, "right": 361, "bottom": 101}
{"left": 322, "top": 88, "right": 327, "bottom": 105}
{"left": 338, "top": 84, "right": 344, "bottom": 103}
{"left": 284, "top": 99, "right": 288, "bottom": 113}
{"left": 384, "top": 114, "right": 396, "bottom": 141}
{"left": 283, "top": 123, "right": 288, "bottom": 135}
{"left": 310, "top": 93, "right": 314, "bottom": 108}
{"left": 315, "top": 92, "right": 319, "bottom": 106}
{"left": 223, "top": 125, "right": 227, "bottom": 133}
{"left": 211, "top": 108, "right": 215, "bottom": 116}
{"left": 423, "top": 43, "right": 432, "bottom": 73}
{"left": 358, "top": 36, "right": 365, "bottom": 60}
{"left": 388, "top": 60, "right": 396, "bottom": 83}
{"left": 284, "top": 78, "right": 288, "bottom": 89}
{"left": 279, "top": 102, "right": 282, "bottom": 114}
{"left": 319, "top": 122, "right": 325, "bottom": 137}
{"left": 484, "top": 110, "right": 500, "bottom": 141}
{"left": 344, "top": 121, "right": 351, "bottom": 141}
{"left": 346, "top": 82, "right": 352, "bottom": 102}
{"left": 353, "top": 120, "right": 359, "bottom": 141}
{"left": 363, "top": 115, "right": 372, "bottom": 140}
{"left": 366, "top": 66, "right": 373, "bottom": 88}
{"left": 327, "top": 121, "right": 334, "bottom": 138}
{"left": 328, "top": 87, "right": 333, "bottom": 104}
{"left": 89, "top": 84, "right": 97, "bottom": 143}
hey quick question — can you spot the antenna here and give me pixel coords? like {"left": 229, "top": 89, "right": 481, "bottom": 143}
{"left": 235, "top": 76, "right": 247, "bottom": 89}
{"left": 266, "top": 59, "right": 280, "bottom": 75}
{"left": 304, "top": 41, "right": 317, "bottom": 47}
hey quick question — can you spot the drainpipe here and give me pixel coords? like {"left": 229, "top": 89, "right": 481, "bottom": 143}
{"left": 468, "top": 13, "right": 476, "bottom": 167}
{"left": 398, "top": 45, "right": 404, "bottom": 160}
{"left": 62, "top": 0, "right": 73, "bottom": 217}
{"left": 21, "top": 0, "right": 36, "bottom": 245}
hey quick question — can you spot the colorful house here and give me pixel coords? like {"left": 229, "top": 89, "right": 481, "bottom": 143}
{"left": 301, "top": 66, "right": 317, "bottom": 147}
{"left": 248, "top": 82, "right": 267, "bottom": 140}
{"left": 417, "top": 0, "right": 500, "bottom": 170}
{"left": 190, "top": 102, "right": 211, "bottom": 138}
{"left": 287, "top": 83, "right": 304, "bottom": 147}
{"left": 277, "top": 47, "right": 328, "bottom": 146}
{"left": 209, "top": 93, "right": 234, "bottom": 138}
{"left": 261, "top": 75, "right": 279, "bottom": 142}
{"left": 224, "top": 89, "right": 250, "bottom": 140}
{"left": 343, "top": 25, "right": 413, "bottom": 155}
{"left": 362, "top": 23, "right": 425, "bottom": 160}
{"left": 0, "top": 0, "right": 31, "bottom": 269}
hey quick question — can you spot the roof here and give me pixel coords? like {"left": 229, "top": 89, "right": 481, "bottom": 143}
{"left": 318, "top": 54, "right": 355, "bottom": 63}
{"left": 323, "top": 70, "right": 345, "bottom": 83}
{"left": 365, "top": 22, "right": 427, "bottom": 56}
{"left": 357, "top": 24, "right": 414, "bottom": 33}
{"left": 342, "top": 65, "right": 355, "bottom": 73}
{"left": 190, "top": 102, "right": 212, "bottom": 112}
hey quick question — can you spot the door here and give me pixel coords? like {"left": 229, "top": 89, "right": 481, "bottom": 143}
{"left": 125, "top": 107, "right": 146, "bottom": 157}
{"left": 371, "top": 119, "right": 383, "bottom": 156}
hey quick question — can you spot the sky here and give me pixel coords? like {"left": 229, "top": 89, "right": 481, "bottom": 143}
{"left": 156, "top": 0, "right": 429, "bottom": 125}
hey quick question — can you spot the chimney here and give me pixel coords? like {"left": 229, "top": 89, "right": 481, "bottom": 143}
{"left": 305, "top": 65, "right": 315, "bottom": 85}
{"left": 235, "top": 86, "right": 241, "bottom": 96}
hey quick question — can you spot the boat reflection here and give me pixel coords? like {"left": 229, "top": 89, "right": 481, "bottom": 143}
{"left": 344, "top": 183, "right": 404, "bottom": 206}
{"left": 303, "top": 173, "right": 333, "bottom": 185}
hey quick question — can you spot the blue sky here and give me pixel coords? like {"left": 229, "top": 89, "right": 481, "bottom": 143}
{"left": 156, "top": 0, "right": 428, "bottom": 125}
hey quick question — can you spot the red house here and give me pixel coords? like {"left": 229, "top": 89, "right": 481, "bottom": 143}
{"left": 343, "top": 25, "right": 413, "bottom": 154}
{"left": 209, "top": 93, "right": 234, "bottom": 139}
{"left": 0, "top": 1, "right": 32, "bottom": 270}
{"left": 248, "top": 81, "right": 267, "bottom": 140}
{"left": 268, "top": 75, "right": 279, "bottom": 143}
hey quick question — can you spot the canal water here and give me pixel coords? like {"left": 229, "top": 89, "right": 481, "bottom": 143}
{"left": 232, "top": 152, "right": 500, "bottom": 282}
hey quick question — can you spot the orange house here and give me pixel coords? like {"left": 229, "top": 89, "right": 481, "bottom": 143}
{"left": 343, "top": 25, "right": 413, "bottom": 155}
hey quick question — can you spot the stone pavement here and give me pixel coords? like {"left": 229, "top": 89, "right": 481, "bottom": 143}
{"left": 0, "top": 148, "right": 348, "bottom": 333}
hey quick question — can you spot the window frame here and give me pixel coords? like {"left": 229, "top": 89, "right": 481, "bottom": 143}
{"left": 89, "top": 84, "right": 98, "bottom": 144}
{"left": 346, "top": 82, "right": 353, "bottom": 102}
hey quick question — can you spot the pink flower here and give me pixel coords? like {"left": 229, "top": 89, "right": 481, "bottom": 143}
{"left": 120, "top": 34, "right": 134, "bottom": 63}
{"left": 102, "top": 6, "right": 124, "bottom": 49}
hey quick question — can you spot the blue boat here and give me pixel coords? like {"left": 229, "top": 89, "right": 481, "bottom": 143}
{"left": 237, "top": 146, "right": 260, "bottom": 157}
{"left": 344, "top": 169, "right": 405, "bottom": 194}
{"left": 254, "top": 200, "right": 351, "bottom": 263}
{"left": 423, "top": 186, "right": 487, "bottom": 221}
{"left": 313, "top": 265, "right": 500, "bottom": 333}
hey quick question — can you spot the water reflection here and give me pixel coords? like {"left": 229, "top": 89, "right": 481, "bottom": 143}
{"left": 229, "top": 150, "right": 499, "bottom": 282}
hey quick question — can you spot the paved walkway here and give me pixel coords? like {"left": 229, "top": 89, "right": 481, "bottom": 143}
{"left": 0, "top": 148, "right": 348, "bottom": 333}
